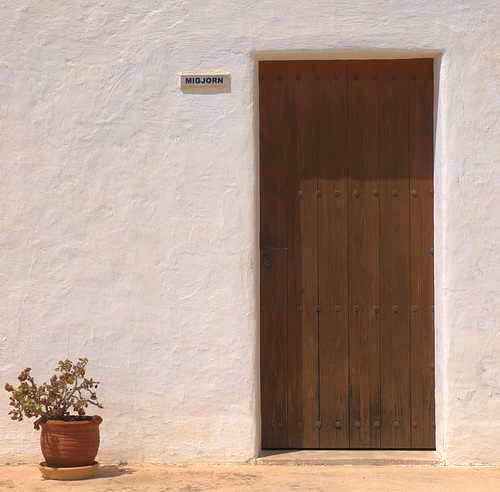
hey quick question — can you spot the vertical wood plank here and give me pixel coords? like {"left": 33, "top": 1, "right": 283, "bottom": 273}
{"left": 259, "top": 61, "right": 288, "bottom": 448}
{"left": 409, "top": 58, "right": 435, "bottom": 449}
{"left": 286, "top": 61, "right": 320, "bottom": 448}
{"left": 317, "top": 60, "right": 350, "bottom": 448}
{"left": 378, "top": 60, "right": 412, "bottom": 448}
{"left": 348, "top": 60, "right": 381, "bottom": 448}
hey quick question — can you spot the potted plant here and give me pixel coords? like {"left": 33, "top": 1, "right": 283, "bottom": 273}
{"left": 5, "top": 358, "right": 103, "bottom": 479}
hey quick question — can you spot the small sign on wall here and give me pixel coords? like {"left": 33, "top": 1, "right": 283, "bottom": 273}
{"left": 180, "top": 73, "right": 231, "bottom": 91}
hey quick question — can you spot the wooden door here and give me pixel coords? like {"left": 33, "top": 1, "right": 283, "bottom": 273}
{"left": 259, "top": 59, "right": 434, "bottom": 449}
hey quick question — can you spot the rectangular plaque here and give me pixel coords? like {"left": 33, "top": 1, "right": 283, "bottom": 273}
{"left": 180, "top": 73, "right": 230, "bottom": 90}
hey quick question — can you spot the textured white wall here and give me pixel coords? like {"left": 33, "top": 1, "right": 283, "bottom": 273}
{"left": 0, "top": 1, "right": 498, "bottom": 465}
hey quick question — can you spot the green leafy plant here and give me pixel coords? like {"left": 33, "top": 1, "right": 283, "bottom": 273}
{"left": 5, "top": 358, "right": 103, "bottom": 430}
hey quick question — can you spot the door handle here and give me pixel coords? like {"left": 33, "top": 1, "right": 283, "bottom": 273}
{"left": 260, "top": 241, "right": 287, "bottom": 267}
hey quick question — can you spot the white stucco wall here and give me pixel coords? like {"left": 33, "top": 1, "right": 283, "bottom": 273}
{"left": 0, "top": 1, "right": 498, "bottom": 465}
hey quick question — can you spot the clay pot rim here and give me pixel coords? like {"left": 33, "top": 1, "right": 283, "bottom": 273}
{"left": 41, "top": 416, "right": 103, "bottom": 427}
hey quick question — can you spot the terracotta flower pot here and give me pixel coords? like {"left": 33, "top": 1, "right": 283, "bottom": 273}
{"left": 40, "top": 416, "right": 102, "bottom": 468}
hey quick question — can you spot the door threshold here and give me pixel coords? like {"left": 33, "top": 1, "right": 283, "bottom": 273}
{"left": 257, "top": 450, "right": 443, "bottom": 466}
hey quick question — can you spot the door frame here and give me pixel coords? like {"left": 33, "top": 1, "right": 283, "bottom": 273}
{"left": 254, "top": 52, "right": 441, "bottom": 453}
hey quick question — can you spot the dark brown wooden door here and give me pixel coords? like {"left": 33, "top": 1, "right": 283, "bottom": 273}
{"left": 259, "top": 59, "right": 434, "bottom": 449}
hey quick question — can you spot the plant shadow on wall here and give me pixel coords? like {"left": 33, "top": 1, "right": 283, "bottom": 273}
{"left": 5, "top": 358, "right": 104, "bottom": 475}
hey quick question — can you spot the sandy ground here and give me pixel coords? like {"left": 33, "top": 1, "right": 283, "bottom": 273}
{"left": 0, "top": 464, "right": 499, "bottom": 491}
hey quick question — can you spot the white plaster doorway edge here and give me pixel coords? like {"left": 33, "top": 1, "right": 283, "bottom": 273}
{"left": 254, "top": 49, "right": 443, "bottom": 61}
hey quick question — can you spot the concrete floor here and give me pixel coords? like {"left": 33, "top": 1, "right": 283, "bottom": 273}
{"left": 1, "top": 462, "right": 499, "bottom": 491}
